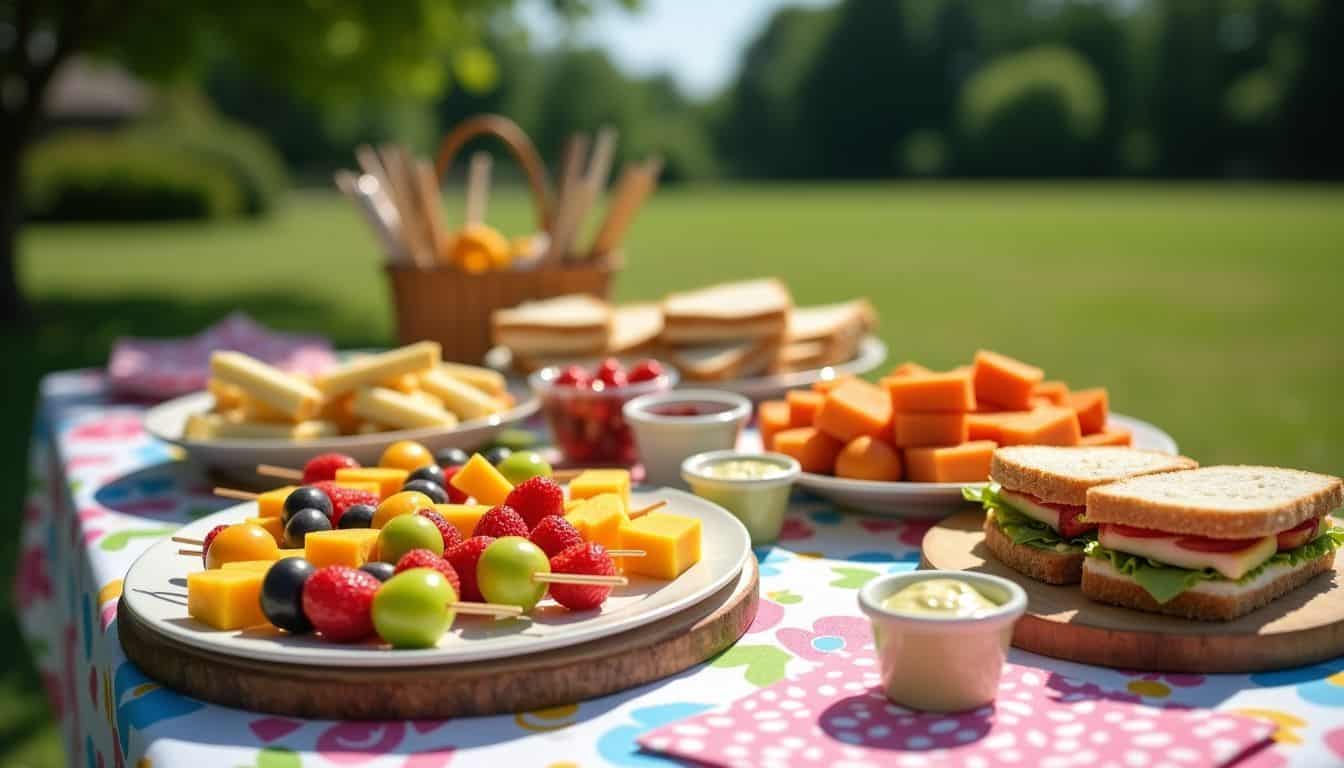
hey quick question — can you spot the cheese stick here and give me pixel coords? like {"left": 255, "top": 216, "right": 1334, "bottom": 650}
{"left": 208, "top": 380, "right": 244, "bottom": 411}
{"left": 438, "top": 362, "right": 506, "bottom": 396}
{"left": 315, "top": 341, "right": 441, "bottom": 397}
{"left": 351, "top": 387, "right": 458, "bottom": 430}
{"left": 421, "top": 369, "right": 499, "bottom": 420}
{"left": 185, "top": 412, "right": 339, "bottom": 441}
{"left": 210, "top": 351, "right": 322, "bottom": 420}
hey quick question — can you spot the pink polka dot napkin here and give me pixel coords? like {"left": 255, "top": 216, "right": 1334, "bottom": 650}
{"left": 107, "top": 312, "right": 336, "bottom": 399}
{"left": 638, "top": 650, "right": 1275, "bottom": 768}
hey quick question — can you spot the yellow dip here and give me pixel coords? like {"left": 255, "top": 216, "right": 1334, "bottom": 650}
{"left": 703, "top": 459, "right": 788, "bottom": 480}
{"left": 882, "top": 578, "right": 999, "bottom": 618}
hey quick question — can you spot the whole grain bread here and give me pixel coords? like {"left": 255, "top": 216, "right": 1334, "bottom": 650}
{"left": 984, "top": 514, "right": 1083, "bottom": 584}
{"left": 1081, "top": 550, "right": 1335, "bottom": 621}
{"left": 989, "top": 446, "right": 1198, "bottom": 506}
{"left": 1084, "top": 466, "right": 1344, "bottom": 538}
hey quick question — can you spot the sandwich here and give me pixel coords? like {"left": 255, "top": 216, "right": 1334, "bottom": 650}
{"left": 771, "top": 299, "right": 873, "bottom": 372}
{"left": 666, "top": 338, "right": 780, "bottom": 381}
{"left": 1081, "top": 466, "right": 1343, "bottom": 621}
{"left": 608, "top": 303, "right": 664, "bottom": 356}
{"left": 964, "top": 446, "right": 1198, "bottom": 585}
{"left": 491, "top": 294, "right": 612, "bottom": 358}
{"left": 660, "top": 278, "right": 792, "bottom": 344}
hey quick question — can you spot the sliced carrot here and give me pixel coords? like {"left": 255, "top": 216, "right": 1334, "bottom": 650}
{"left": 884, "top": 370, "right": 975, "bottom": 412}
{"left": 774, "top": 427, "right": 843, "bottom": 474}
{"left": 1032, "top": 380, "right": 1071, "bottom": 406}
{"left": 972, "top": 350, "right": 1044, "bottom": 410}
{"left": 893, "top": 412, "right": 968, "bottom": 448}
{"left": 1079, "top": 424, "right": 1132, "bottom": 446}
{"left": 757, "top": 400, "right": 790, "bottom": 451}
{"left": 815, "top": 379, "right": 893, "bottom": 443}
{"left": 786, "top": 389, "right": 825, "bottom": 427}
{"left": 998, "top": 407, "right": 1081, "bottom": 446}
{"left": 835, "top": 436, "right": 903, "bottom": 481}
{"left": 1070, "top": 387, "right": 1109, "bottom": 435}
{"left": 904, "top": 441, "right": 997, "bottom": 483}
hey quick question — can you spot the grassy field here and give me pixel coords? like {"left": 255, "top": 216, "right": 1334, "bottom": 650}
{"left": 4, "top": 183, "right": 1343, "bottom": 765}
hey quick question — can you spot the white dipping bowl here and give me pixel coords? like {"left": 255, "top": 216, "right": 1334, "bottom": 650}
{"left": 622, "top": 390, "right": 752, "bottom": 488}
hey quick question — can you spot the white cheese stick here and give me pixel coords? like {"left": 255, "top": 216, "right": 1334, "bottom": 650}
{"left": 210, "top": 351, "right": 322, "bottom": 420}
{"left": 420, "top": 369, "right": 499, "bottom": 421}
{"left": 315, "top": 341, "right": 441, "bottom": 397}
{"left": 351, "top": 387, "right": 458, "bottom": 430}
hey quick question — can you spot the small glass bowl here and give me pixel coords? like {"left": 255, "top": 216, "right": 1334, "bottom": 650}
{"left": 530, "top": 366, "right": 678, "bottom": 464}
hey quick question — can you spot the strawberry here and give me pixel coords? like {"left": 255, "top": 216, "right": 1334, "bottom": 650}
{"left": 548, "top": 543, "right": 617, "bottom": 611}
{"left": 473, "top": 505, "right": 529, "bottom": 539}
{"left": 394, "top": 549, "right": 461, "bottom": 596}
{"left": 416, "top": 508, "right": 462, "bottom": 551}
{"left": 200, "top": 524, "right": 229, "bottom": 567}
{"left": 312, "top": 482, "right": 379, "bottom": 527}
{"left": 301, "top": 566, "right": 380, "bottom": 642}
{"left": 302, "top": 453, "right": 359, "bottom": 483}
{"left": 504, "top": 477, "right": 566, "bottom": 530}
{"left": 440, "top": 465, "right": 469, "bottom": 503}
{"left": 445, "top": 536, "right": 495, "bottom": 602}
{"left": 529, "top": 515, "right": 584, "bottom": 558}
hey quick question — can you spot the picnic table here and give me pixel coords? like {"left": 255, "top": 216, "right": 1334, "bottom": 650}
{"left": 16, "top": 368, "right": 1344, "bottom": 767}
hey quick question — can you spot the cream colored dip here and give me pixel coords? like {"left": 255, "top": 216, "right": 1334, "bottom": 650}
{"left": 881, "top": 578, "right": 1000, "bottom": 618}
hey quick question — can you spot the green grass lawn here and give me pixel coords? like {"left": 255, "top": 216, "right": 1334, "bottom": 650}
{"left": 4, "top": 183, "right": 1343, "bottom": 765}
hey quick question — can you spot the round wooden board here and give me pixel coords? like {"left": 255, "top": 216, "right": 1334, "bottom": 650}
{"left": 119, "top": 559, "right": 757, "bottom": 720}
{"left": 922, "top": 510, "right": 1344, "bottom": 673}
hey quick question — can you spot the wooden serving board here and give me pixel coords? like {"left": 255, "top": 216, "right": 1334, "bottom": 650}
{"left": 119, "top": 559, "right": 757, "bottom": 719}
{"left": 922, "top": 510, "right": 1344, "bottom": 673}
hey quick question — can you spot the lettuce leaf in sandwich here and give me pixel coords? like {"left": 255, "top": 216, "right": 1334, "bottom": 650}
{"left": 963, "top": 483, "right": 1094, "bottom": 554}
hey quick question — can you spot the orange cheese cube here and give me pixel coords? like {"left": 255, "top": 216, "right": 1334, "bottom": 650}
{"left": 256, "top": 486, "right": 298, "bottom": 519}
{"left": 904, "top": 441, "right": 997, "bottom": 483}
{"left": 815, "top": 379, "right": 892, "bottom": 442}
{"left": 835, "top": 436, "right": 902, "bottom": 481}
{"left": 187, "top": 570, "right": 268, "bottom": 630}
{"left": 568, "top": 469, "right": 631, "bottom": 509}
{"left": 565, "top": 493, "right": 629, "bottom": 550}
{"left": 884, "top": 370, "right": 976, "bottom": 412}
{"left": 812, "top": 374, "right": 856, "bottom": 394}
{"left": 774, "top": 427, "right": 843, "bottom": 474}
{"left": 620, "top": 512, "right": 702, "bottom": 580}
{"left": 245, "top": 516, "right": 284, "bottom": 545}
{"left": 972, "top": 350, "right": 1044, "bottom": 410}
{"left": 449, "top": 454, "right": 514, "bottom": 506}
{"left": 335, "top": 467, "right": 409, "bottom": 499}
{"left": 886, "top": 361, "right": 931, "bottom": 378}
{"left": 304, "top": 529, "right": 380, "bottom": 568}
{"left": 966, "top": 411, "right": 1033, "bottom": 442}
{"left": 786, "top": 389, "right": 825, "bottom": 427}
{"left": 893, "top": 412, "right": 968, "bottom": 448}
{"left": 1032, "top": 380, "right": 1070, "bottom": 407}
{"left": 433, "top": 503, "right": 491, "bottom": 540}
{"left": 1070, "top": 388, "right": 1109, "bottom": 435}
{"left": 758, "top": 400, "right": 790, "bottom": 451}
{"left": 999, "top": 407, "right": 1081, "bottom": 446}
{"left": 1080, "top": 424, "right": 1132, "bottom": 446}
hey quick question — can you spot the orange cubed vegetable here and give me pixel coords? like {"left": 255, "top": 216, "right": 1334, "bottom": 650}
{"left": 1080, "top": 424, "right": 1132, "bottom": 446}
{"left": 886, "top": 361, "right": 931, "bottom": 378}
{"left": 966, "top": 411, "right": 1033, "bottom": 442}
{"left": 884, "top": 370, "right": 976, "bottom": 412}
{"left": 835, "top": 436, "right": 903, "bottom": 481}
{"left": 893, "top": 412, "right": 968, "bottom": 448}
{"left": 757, "top": 400, "right": 791, "bottom": 451}
{"left": 1032, "top": 380, "right": 1070, "bottom": 406}
{"left": 972, "top": 350, "right": 1044, "bottom": 410}
{"left": 904, "top": 441, "right": 997, "bottom": 483}
{"left": 1070, "top": 388, "right": 1109, "bottom": 435}
{"left": 774, "top": 427, "right": 844, "bottom": 474}
{"left": 814, "top": 379, "right": 893, "bottom": 442}
{"left": 786, "top": 389, "right": 825, "bottom": 427}
{"left": 811, "top": 374, "right": 856, "bottom": 394}
{"left": 999, "top": 407, "right": 1081, "bottom": 446}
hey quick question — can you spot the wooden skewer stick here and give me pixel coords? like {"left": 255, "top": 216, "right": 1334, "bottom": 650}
{"left": 533, "top": 572, "right": 628, "bottom": 586}
{"left": 605, "top": 549, "right": 646, "bottom": 558}
{"left": 379, "top": 144, "right": 436, "bottom": 270}
{"left": 257, "top": 464, "right": 304, "bottom": 481}
{"left": 454, "top": 602, "right": 524, "bottom": 618}
{"left": 179, "top": 549, "right": 204, "bottom": 557}
{"left": 589, "top": 156, "right": 662, "bottom": 261}
{"left": 215, "top": 487, "right": 258, "bottom": 501}
{"left": 557, "top": 126, "right": 618, "bottom": 263}
{"left": 551, "top": 467, "right": 626, "bottom": 482}
{"left": 415, "top": 158, "right": 452, "bottom": 263}
{"left": 464, "top": 150, "right": 492, "bottom": 227}
{"left": 172, "top": 535, "right": 204, "bottom": 545}
{"left": 334, "top": 170, "right": 408, "bottom": 265}
{"left": 629, "top": 500, "right": 668, "bottom": 519}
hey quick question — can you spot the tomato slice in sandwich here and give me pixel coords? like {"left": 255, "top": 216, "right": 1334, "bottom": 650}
{"left": 1107, "top": 523, "right": 1171, "bottom": 539}
{"left": 1174, "top": 534, "right": 1265, "bottom": 553}
{"left": 1276, "top": 516, "right": 1321, "bottom": 551}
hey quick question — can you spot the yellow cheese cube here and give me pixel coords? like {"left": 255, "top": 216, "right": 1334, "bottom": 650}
{"left": 565, "top": 493, "right": 629, "bottom": 550}
{"left": 245, "top": 516, "right": 284, "bottom": 545}
{"left": 221, "top": 560, "right": 278, "bottom": 572}
{"left": 433, "top": 504, "right": 490, "bottom": 540}
{"left": 620, "top": 513, "right": 702, "bottom": 580}
{"left": 335, "top": 467, "right": 409, "bottom": 499}
{"left": 278, "top": 548, "right": 305, "bottom": 558}
{"left": 334, "top": 480, "right": 381, "bottom": 495}
{"left": 304, "top": 529, "right": 380, "bottom": 568}
{"left": 569, "top": 470, "right": 631, "bottom": 509}
{"left": 187, "top": 570, "right": 268, "bottom": 630}
{"left": 256, "top": 486, "right": 297, "bottom": 519}
{"left": 450, "top": 454, "right": 514, "bottom": 506}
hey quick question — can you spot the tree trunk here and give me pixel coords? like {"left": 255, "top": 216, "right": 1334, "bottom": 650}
{"left": 0, "top": 126, "right": 27, "bottom": 327}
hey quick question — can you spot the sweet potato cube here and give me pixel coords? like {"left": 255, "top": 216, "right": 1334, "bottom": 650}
{"left": 965, "top": 411, "right": 1033, "bottom": 442}
{"left": 1032, "top": 380, "right": 1070, "bottom": 407}
{"left": 1070, "top": 388, "right": 1109, "bottom": 435}
{"left": 972, "top": 350, "right": 1044, "bottom": 410}
{"left": 835, "top": 436, "right": 902, "bottom": 481}
{"left": 786, "top": 389, "right": 825, "bottom": 427}
{"left": 757, "top": 400, "right": 790, "bottom": 451}
{"left": 893, "top": 412, "right": 968, "bottom": 448}
{"left": 886, "top": 362, "right": 931, "bottom": 378}
{"left": 774, "top": 427, "right": 843, "bottom": 474}
{"left": 999, "top": 407, "right": 1081, "bottom": 446}
{"left": 904, "top": 441, "right": 997, "bottom": 483}
{"left": 1080, "top": 424, "right": 1132, "bottom": 446}
{"left": 811, "top": 374, "right": 856, "bottom": 394}
{"left": 884, "top": 370, "right": 976, "bottom": 412}
{"left": 815, "top": 379, "right": 892, "bottom": 442}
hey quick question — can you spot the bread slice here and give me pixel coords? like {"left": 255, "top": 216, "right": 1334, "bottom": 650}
{"left": 984, "top": 513, "right": 1083, "bottom": 585}
{"left": 990, "top": 446, "right": 1198, "bottom": 506}
{"left": 1081, "top": 550, "right": 1336, "bottom": 621}
{"left": 667, "top": 338, "right": 780, "bottom": 381}
{"left": 660, "top": 279, "right": 792, "bottom": 343}
{"left": 1085, "top": 466, "right": 1344, "bottom": 539}
{"left": 786, "top": 300, "right": 872, "bottom": 343}
{"left": 609, "top": 303, "right": 663, "bottom": 355}
{"left": 492, "top": 295, "right": 612, "bottom": 356}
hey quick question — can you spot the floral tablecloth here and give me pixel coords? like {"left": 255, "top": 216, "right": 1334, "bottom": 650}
{"left": 16, "top": 369, "right": 1344, "bottom": 768}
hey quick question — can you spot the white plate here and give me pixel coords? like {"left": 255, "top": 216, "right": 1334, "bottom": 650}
{"left": 143, "top": 386, "right": 539, "bottom": 470}
{"left": 120, "top": 488, "right": 751, "bottom": 668}
{"left": 789, "top": 413, "right": 1180, "bottom": 518}
{"left": 686, "top": 336, "right": 888, "bottom": 402}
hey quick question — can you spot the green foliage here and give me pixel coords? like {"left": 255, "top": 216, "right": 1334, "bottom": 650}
{"left": 959, "top": 46, "right": 1104, "bottom": 176}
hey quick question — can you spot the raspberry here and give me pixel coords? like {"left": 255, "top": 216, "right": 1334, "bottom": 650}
{"left": 302, "top": 453, "right": 359, "bottom": 483}
{"left": 440, "top": 465, "right": 469, "bottom": 503}
{"left": 548, "top": 543, "right": 617, "bottom": 611}
{"left": 505, "top": 477, "right": 566, "bottom": 530}
{"left": 473, "top": 505, "right": 529, "bottom": 539}
{"left": 416, "top": 508, "right": 462, "bottom": 551}
{"left": 529, "top": 515, "right": 584, "bottom": 558}
{"left": 301, "top": 566, "right": 379, "bottom": 642}
{"left": 312, "top": 482, "right": 379, "bottom": 527}
{"left": 445, "top": 536, "right": 495, "bottom": 602}
{"left": 200, "top": 524, "right": 229, "bottom": 567}
{"left": 394, "top": 549, "right": 461, "bottom": 596}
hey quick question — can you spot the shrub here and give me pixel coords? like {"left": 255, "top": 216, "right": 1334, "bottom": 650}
{"left": 958, "top": 46, "right": 1104, "bottom": 176}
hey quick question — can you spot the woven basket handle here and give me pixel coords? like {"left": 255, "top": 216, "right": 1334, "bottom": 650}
{"left": 434, "top": 114, "right": 553, "bottom": 232}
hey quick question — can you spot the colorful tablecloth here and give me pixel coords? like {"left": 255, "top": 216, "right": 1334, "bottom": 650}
{"left": 16, "top": 370, "right": 1344, "bottom": 768}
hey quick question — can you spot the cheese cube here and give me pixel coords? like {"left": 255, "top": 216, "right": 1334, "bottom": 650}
{"left": 245, "top": 516, "right": 284, "bottom": 545}
{"left": 904, "top": 440, "right": 997, "bottom": 482}
{"left": 432, "top": 504, "right": 491, "bottom": 540}
{"left": 620, "top": 513, "right": 702, "bottom": 580}
{"left": 568, "top": 469, "right": 631, "bottom": 509}
{"left": 334, "top": 480, "right": 382, "bottom": 495}
{"left": 335, "top": 467, "right": 409, "bottom": 499}
{"left": 221, "top": 560, "right": 279, "bottom": 572}
{"left": 450, "top": 454, "right": 514, "bottom": 506}
{"left": 565, "top": 494, "right": 629, "bottom": 550}
{"left": 999, "top": 407, "right": 1081, "bottom": 446}
{"left": 278, "top": 548, "right": 305, "bottom": 558}
{"left": 187, "top": 570, "right": 268, "bottom": 630}
{"left": 304, "top": 529, "right": 380, "bottom": 568}
{"left": 256, "top": 486, "right": 297, "bottom": 519}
